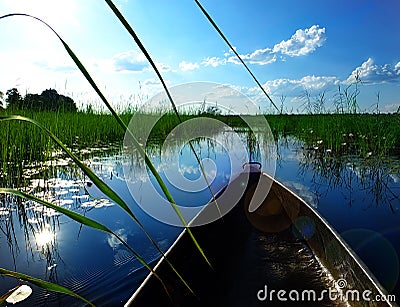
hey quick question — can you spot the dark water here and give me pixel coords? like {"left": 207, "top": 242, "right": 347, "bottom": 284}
{"left": 0, "top": 135, "right": 399, "bottom": 305}
{"left": 274, "top": 137, "right": 400, "bottom": 299}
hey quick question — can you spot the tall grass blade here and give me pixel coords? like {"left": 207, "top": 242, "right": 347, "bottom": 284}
{"left": 0, "top": 12, "right": 209, "bottom": 274}
{"left": 194, "top": 0, "right": 279, "bottom": 113}
{"left": 0, "top": 115, "right": 133, "bottom": 221}
{"left": 0, "top": 114, "right": 193, "bottom": 294}
{"left": 0, "top": 11, "right": 205, "bottom": 293}
{"left": 0, "top": 188, "right": 169, "bottom": 296}
{"left": 104, "top": 0, "right": 220, "bottom": 266}
{"left": 0, "top": 188, "right": 154, "bottom": 273}
{"left": 0, "top": 268, "right": 94, "bottom": 306}
{"left": 104, "top": 0, "right": 181, "bottom": 123}
{"left": 0, "top": 285, "right": 19, "bottom": 306}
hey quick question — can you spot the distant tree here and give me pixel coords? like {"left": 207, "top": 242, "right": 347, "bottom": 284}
{"left": 40, "top": 89, "right": 77, "bottom": 112}
{"left": 5, "top": 88, "right": 23, "bottom": 109}
{"left": 23, "top": 93, "right": 42, "bottom": 110}
{"left": 57, "top": 94, "right": 77, "bottom": 112}
{"left": 40, "top": 88, "right": 59, "bottom": 110}
{"left": 5, "top": 88, "right": 77, "bottom": 112}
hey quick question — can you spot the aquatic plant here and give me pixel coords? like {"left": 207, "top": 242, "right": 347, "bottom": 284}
{"left": 266, "top": 113, "right": 400, "bottom": 157}
{"left": 1, "top": 1, "right": 399, "bottom": 305}
{"left": 0, "top": 5, "right": 210, "bottom": 303}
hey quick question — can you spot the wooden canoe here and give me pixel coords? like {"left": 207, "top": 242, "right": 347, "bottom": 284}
{"left": 125, "top": 164, "right": 396, "bottom": 306}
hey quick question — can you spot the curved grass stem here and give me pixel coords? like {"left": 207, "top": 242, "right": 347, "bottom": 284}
{"left": 0, "top": 10, "right": 208, "bottom": 283}
{"left": 194, "top": 0, "right": 279, "bottom": 113}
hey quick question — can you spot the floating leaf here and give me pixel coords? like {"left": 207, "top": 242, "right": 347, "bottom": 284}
{"left": 0, "top": 269, "right": 93, "bottom": 306}
{"left": 5, "top": 285, "right": 32, "bottom": 304}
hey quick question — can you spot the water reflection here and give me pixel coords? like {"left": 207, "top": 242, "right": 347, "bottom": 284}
{"left": 275, "top": 136, "right": 400, "bottom": 210}
{"left": 341, "top": 228, "right": 399, "bottom": 293}
{"left": 35, "top": 227, "right": 55, "bottom": 247}
{"left": 275, "top": 136, "right": 400, "bottom": 296}
{"left": 0, "top": 132, "right": 399, "bottom": 304}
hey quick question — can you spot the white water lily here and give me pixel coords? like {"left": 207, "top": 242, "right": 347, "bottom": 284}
{"left": 6, "top": 285, "right": 33, "bottom": 304}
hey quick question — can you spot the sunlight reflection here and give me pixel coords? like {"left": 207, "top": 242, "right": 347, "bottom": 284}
{"left": 35, "top": 227, "right": 55, "bottom": 246}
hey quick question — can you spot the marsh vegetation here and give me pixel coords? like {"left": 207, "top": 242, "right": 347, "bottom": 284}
{"left": 1, "top": 1, "right": 399, "bottom": 305}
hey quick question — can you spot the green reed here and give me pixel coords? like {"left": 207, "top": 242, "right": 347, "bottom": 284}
{"left": 0, "top": 11, "right": 187, "bottom": 305}
{"left": 2, "top": 3, "right": 230, "bottom": 302}
{"left": 0, "top": 109, "right": 124, "bottom": 188}
{"left": 266, "top": 113, "right": 400, "bottom": 157}
{"left": 1, "top": 1, "right": 399, "bottom": 304}
{"left": 2, "top": 109, "right": 399, "bottom": 180}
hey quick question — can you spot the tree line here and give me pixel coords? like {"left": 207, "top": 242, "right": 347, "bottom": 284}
{"left": 0, "top": 88, "right": 77, "bottom": 112}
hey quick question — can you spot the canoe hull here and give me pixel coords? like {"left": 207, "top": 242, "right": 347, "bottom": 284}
{"left": 126, "top": 169, "right": 395, "bottom": 306}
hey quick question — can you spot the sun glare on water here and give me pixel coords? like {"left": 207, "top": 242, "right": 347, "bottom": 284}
{"left": 35, "top": 228, "right": 55, "bottom": 246}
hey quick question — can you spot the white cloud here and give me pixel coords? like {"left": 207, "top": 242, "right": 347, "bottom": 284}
{"left": 201, "top": 56, "right": 226, "bottom": 67}
{"left": 240, "top": 48, "right": 277, "bottom": 65}
{"left": 142, "top": 78, "right": 160, "bottom": 87}
{"left": 383, "top": 103, "right": 400, "bottom": 113}
{"left": 112, "top": 50, "right": 149, "bottom": 73}
{"left": 345, "top": 58, "right": 400, "bottom": 84}
{"left": 262, "top": 75, "right": 339, "bottom": 95}
{"left": 395, "top": 61, "right": 400, "bottom": 73}
{"left": 85, "top": 50, "right": 171, "bottom": 75}
{"left": 140, "top": 78, "right": 171, "bottom": 98}
{"left": 155, "top": 61, "right": 171, "bottom": 73}
{"left": 0, "top": 47, "right": 81, "bottom": 95}
{"left": 223, "top": 47, "right": 237, "bottom": 57}
{"left": 184, "top": 25, "right": 326, "bottom": 70}
{"left": 282, "top": 180, "right": 318, "bottom": 208}
{"left": 223, "top": 25, "right": 326, "bottom": 66}
{"left": 115, "top": 0, "right": 128, "bottom": 8}
{"left": 272, "top": 25, "right": 326, "bottom": 57}
{"left": 179, "top": 61, "right": 200, "bottom": 71}
{"left": 233, "top": 25, "right": 326, "bottom": 65}
{"left": 34, "top": 53, "right": 77, "bottom": 73}
{"left": 249, "top": 49, "right": 276, "bottom": 65}
{"left": 227, "top": 75, "right": 340, "bottom": 113}
{"left": 300, "top": 75, "right": 340, "bottom": 90}
{"left": 178, "top": 57, "right": 227, "bottom": 71}
{"left": 226, "top": 56, "right": 241, "bottom": 65}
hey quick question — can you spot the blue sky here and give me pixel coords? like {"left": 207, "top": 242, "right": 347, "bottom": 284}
{"left": 0, "top": 0, "right": 399, "bottom": 113}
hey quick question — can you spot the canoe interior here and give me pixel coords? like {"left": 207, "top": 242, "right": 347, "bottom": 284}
{"left": 126, "top": 169, "right": 394, "bottom": 307}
